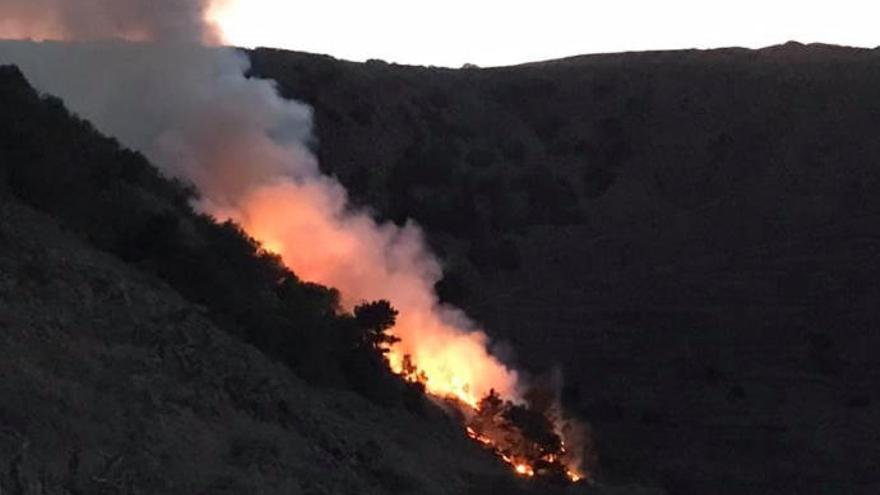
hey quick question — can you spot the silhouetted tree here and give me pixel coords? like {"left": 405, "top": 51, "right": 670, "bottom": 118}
{"left": 478, "top": 388, "right": 504, "bottom": 417}
{"left": 354, "top": 299, "right": 400, "bottom": 353}
{"left": 502, "top": 404, "right": 563, "bottom": 458}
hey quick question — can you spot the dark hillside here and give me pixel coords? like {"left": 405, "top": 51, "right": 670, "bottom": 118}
{"left": 0, "top": 63, "right": 415, "bottom": 405}
{"left": 0, "top": 64, "right": 631, "bottom": 495}
{"left": 1, "top": 62, "right": 667, "bottom": 495}
{"left": 0, "top": 196, "right": 504, "bottom": 495}
{"left": 249, "top": 43, "right": 880, "bottom": 494}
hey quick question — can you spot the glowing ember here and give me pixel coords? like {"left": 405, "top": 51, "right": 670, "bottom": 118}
{"left": 515, "top": 464, "right": 534, "bottom": 477}
{"left": 468, "top": 424, "right": 534, "bottom": 477}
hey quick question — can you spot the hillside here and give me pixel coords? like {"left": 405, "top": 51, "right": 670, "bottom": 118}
{"left": 0, "top": 193, "right": 502, "bottom": 495}
{"left": 0, "top": 64, "right": 673, "bottom": 495}
{"left": 248, "top": 43, "right": 880, "bottom": 494}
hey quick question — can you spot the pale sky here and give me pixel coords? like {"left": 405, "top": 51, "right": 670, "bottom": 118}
{"left": 208, "top": 0, "right": 880, "bottom": 67}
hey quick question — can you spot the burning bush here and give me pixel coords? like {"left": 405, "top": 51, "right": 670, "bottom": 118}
{"left": 397, "top": 356, "right": 587, "bottom": 483}
{"left": 465, "top": 389, "right": 584, "bottom": 483}
{"left": 0, "top": 40, "right": 592, "bottom": 485}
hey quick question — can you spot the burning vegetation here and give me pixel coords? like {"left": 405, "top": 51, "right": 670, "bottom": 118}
{"left": 398, "top": 357, "right": 587, "bottom": 483}
{"left": 349, "top": 297, "right": 588, "bottom": 483}
{"left": 466, "top": 391, "right": 585, "bottom": 483}
{"left": 0, "top": 2, "right": 592, "bottom": 483}
{"left": 223, "top": 183, "right": 593, "bottom": 482}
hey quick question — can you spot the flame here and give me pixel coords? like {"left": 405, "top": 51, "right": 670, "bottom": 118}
{"left": 222, "top": 180, "right": 522, "bottom": 409}
{"left": 218, "top": 181, "right": 588, "bottom": 482}
{"left": 467, "top": 425, "right": 533, "bottom": 477}
{"left": 515, "top": 464, "right": 534, "bottom": 477}
{"left": 260, "top": 238, "right": 283, "bottom": 256}
{"left": 224, "top": 181, "right": 593, "bottom": 483}
{"left": 0, "top": 0, "right": 586, "bottom": 484}
{"left": 466, "top": 407, "right": 584, "bottom": 482}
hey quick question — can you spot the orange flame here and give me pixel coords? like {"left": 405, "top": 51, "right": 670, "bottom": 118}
{"left": 220, "top": 180, "right": 522, "bottom": 410}
{"left": 212, "top": 180, "right": 590, "bottom": 482}
{"left": 0, "top": 0, "right": 585, "bottom": 484}
{"left": 466, "top": 417, "right": 582, "bottom": 482}
{"left": 467, "top": 426, "right": 533, "bottom": 477}
{"left": 219, "top": 181, "right": 589, "bottom": 481}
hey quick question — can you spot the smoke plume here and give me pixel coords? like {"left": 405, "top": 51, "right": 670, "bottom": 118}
{"left": 0, "top": 0, "right": 585, "bottom": 477}
{"left": 0, "top": 0, "right": 216, "bottom": 43}
{"left": 0, "top": 39, "right": 522, "bottom": 405}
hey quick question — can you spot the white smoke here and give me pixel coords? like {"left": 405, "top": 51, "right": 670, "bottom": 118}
{"left": 0, "top": 42, "right": 315, "bottom": 204}
{"left": 0, "top": 0, "right": 215, "bottom": 43}
{"left": 0, "top": 0, "right": 587, "bottom": 474}
{"left": 0, "top": 39, "right": 523, "bottom": 404}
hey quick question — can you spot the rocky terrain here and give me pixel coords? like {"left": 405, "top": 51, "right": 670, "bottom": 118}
{"left": 249, "top": 43, "right": 880, "bottom": 494}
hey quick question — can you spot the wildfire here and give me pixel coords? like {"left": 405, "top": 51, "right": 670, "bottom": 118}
{"left": 259, "top": 238, "right": 283, "bottom": 256}
{"left": 228, "top": 180, "right": 522, "bottom": 404}
{"left": 467, "top": 426, "right": 534, "bottom": 477}
{"left": 515, "top": 463, "right": 535, "bottom": 477}
{"left": 0, "top": 0, "right": 588, "bottom": 486}
{"left": 228, "top": 184, "right": 587, "bottom": 483}
{"left": 465, "top": 409, "right": 583, "bottom": 483}
{"left": 152, "top": 40, "right": 585, "bottom": 487}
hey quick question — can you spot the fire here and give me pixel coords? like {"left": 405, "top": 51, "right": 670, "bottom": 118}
{"left": 0, "top": 0, "right": 589, "bottom": 486}
{"left": 259, "top": 238, "right": 283, "bottom": 256}
{"left": 222, "top": 181, "right": 588, "bottom": 483}
{"left": 225, "top": 180, "right": 522, "bottom": 406}
{"left": 465, "top": 405, "right": 584, "bottom": 482}
{"left": 515, "top": 464, "right": 534, "bottom": 477}
{"left": 467, "top": 425, "right": 534, "bottom": 477}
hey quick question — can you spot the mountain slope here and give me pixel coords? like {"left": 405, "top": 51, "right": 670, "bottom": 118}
{"left": 0, "top": 196, "right": 500, "bottom": 495}
{"left": 0, "top": 65, "right": 508, "bottom": 495}
{"left": 248, "top": 43, "right": 880, "bottom": 494}
{"left": 0, "top": 60, "right": 663, "bottom": 495}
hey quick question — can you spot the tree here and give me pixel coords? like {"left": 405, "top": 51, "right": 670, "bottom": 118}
{"left": 353, "top": 300, "right": 400, "bottom": 353}
{"left": 502, "top": 404, "right": 563, "bottom": 458}
{"left": 478, "top": 388, "right": 504, "bottom": 417}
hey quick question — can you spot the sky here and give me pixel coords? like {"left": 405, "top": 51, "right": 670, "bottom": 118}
{"left": 208, "top": 0, "right": 880, "bottom": 67}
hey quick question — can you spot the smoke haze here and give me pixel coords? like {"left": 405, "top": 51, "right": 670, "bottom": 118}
{"left": 0, "top": 39, "right": 523, "bottom": 405}
{"left": 0, "top": 0, "right": 584, "bottom": 475}
{"left": 0, "top": 0, "right": 217, "bottom": 43}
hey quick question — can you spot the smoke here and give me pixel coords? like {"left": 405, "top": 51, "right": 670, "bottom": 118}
{"left": 0, "top": 0, "right": 216, "bottom": 43}
{"left": 0, "top": 0, "right": 585, "bottom": 476}
{"left": 0, "top": 40, "right": 522, "bottom": 404}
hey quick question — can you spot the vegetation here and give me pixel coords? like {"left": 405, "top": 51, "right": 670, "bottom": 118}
{"left": 8, "top": 40, "right": 880, "bottom": 492}
{"left": 0, "top": 64, "right": 607, "bottom": 495}
{"left": 248, "top": 44, "right": 880, "bottom": 493}
{"left": 0, "top": 64, "right": 414, "bottom": 407}
{"left": 469, "top": 389, "right": 571, "bottom": 483}
{"left": 247, "top": 48, "right": 651, "bottom": 307}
